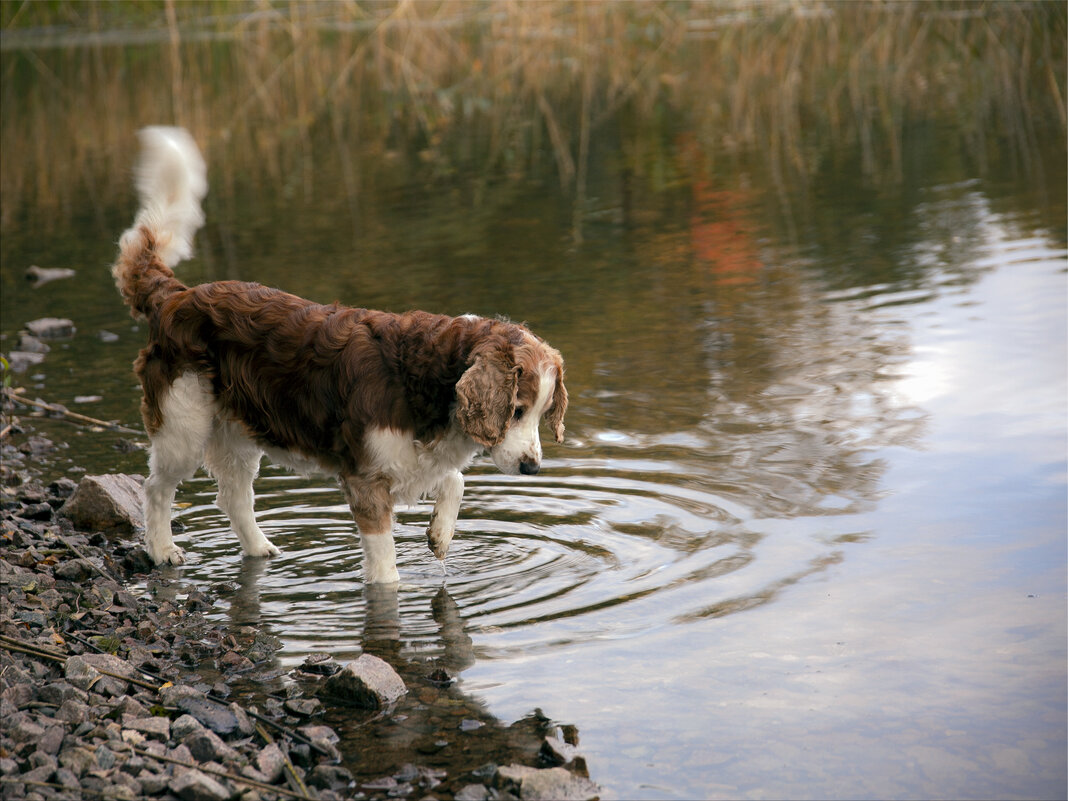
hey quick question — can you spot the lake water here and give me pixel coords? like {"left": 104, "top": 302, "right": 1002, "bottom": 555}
{"left": 2, "top": 5, "right": 1066, "bottom": 799}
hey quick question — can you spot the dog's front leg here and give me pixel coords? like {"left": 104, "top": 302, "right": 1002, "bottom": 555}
{"left": 427, "top": 470, "right": 464, "bottom": 560}
{"left": 343, "top": 474, "right": 399, "bottom": 585}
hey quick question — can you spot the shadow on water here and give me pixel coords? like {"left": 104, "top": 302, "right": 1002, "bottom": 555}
{"left": 2, "top": 3, "right": 1066, "bottom": 799}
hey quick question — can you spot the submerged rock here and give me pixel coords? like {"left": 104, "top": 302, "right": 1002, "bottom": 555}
{"left": 26, "top": 265, "right": 77, "bottom": 287}
{"left": 24, "top": 317, "right": 76, "bottom": 339}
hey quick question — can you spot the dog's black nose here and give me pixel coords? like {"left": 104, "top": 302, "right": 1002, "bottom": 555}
{"left": 519, "top": 459, "right": 540, "bottom": 476}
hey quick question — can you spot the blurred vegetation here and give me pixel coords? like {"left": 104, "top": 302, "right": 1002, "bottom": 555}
{"left": 1, "top": 0, "right": 1064, "bottom": 235}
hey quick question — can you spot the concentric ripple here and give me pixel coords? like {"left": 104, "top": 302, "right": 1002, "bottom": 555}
{"left": 168, "top": 426, "right": 876, "bottom": 669}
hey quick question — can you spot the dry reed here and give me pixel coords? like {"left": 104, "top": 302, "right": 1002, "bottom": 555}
{"left": 1, "top": 1, "right": 1064, "bottom": 233}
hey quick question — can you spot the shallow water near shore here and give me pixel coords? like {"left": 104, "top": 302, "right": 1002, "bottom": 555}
{"left": 2, "top": 5, "right": 1066, "bottom": 799}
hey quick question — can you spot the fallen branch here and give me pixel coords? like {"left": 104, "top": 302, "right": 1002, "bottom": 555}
{"left": 128, "top": 744, "right": 315, "bottom": 800}
{"left": 2, "top": 387, "right": 142, "bottom": 435}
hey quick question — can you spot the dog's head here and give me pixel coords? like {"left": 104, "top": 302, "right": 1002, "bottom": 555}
{"left": 455, "top": 334, "right": 567, "bottom": 475}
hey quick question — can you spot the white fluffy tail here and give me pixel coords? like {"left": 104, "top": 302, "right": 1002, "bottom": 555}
{"left": 113, "top": 127, "right": 207, "bottom": 317}
{"left": 126, "top": 126, "right": 207, "bottom": 268}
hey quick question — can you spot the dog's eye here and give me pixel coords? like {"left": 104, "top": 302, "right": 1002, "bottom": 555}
{"left": 512, "top": 407, "right": 525, "bottom": 422}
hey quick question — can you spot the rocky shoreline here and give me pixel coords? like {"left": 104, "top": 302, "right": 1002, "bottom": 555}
{"left": 1, "top": 406, "right": 601, "bottom": 801}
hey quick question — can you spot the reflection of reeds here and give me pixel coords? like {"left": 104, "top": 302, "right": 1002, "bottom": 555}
{"left": 1, "top": 1, "right": 1064, "bottom": 231}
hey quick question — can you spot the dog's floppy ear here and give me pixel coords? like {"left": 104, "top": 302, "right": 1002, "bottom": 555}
{"left": 456, "top": 347, "right": 519, "bottom": 448}
{"left": 546, "top": 364, "right": 568, "bottom": 443}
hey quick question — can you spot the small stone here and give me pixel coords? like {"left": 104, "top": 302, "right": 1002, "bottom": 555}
{"left": 38, "top": 682, "right": 86, "bottom": 705}
{"left": 125, "top": 716, "right": 171, "bottom": 742}
{"left": 171, "top": 713, "right": 206, "bottom": 740}
{"left": 55, "top": 767, "right": 81, "bottom": 791}
{"left": 39, "top": 725, "right": 65, "bottom": 755}
{"left": 54, "top": 558, "right": 95, "bottom": 581}
{"left": 460, "top": 718, "right": 485, "bottom": 732}
{"left": 284, "top": 697, "right": 322, "bottom": 717}
{"left": 219, "top": 650, "right": 254, "bottom": 671}
{"left": 184, "top": 729, "right": 240, "bottom": 764}
{"left": 95, "top": 745, "right": 117, "bottom": 770}
{"left": 307, "top": 764, "right": 354, "bottom": 790}
{"left": 138, "top": 768, "right": 171, "bottom": 794}
{"left": 8, "top": 716, "right": 45, "bottom": 743}
{"left": 256, "top": 743, "right": 286, "bottom": 784}
{"left": 169, "top": 768, "right": 232, "bottom": 801}
{"left": 455, "top": 784, "right": 491, "bottom": 801}
{"left": 65, "top": 653, "right": 135, "bottom": 695}
{"left": 322, "top": 653, "right": 407, "bottom": 709}
{"left": 58, "top": 746, "right": 95, "bottom": 776}
{"left": 176, "top": 695, "right": 238, "bottom": 736}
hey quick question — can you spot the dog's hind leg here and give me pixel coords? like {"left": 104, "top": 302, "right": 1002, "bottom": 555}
{"left": 143, "top": 373, "right": 214, "bottom": 565}
{"left": 342, "top": 474, "right": 399, "bottom": 585}
{"left": 205, "top": 422, "right": 280, "bottom": 559}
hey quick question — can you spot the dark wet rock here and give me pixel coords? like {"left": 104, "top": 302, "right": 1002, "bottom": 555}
{"left": 59, "top": 473, "right": 145, "bottom": 532}
{"left": 54, "top": 557, "right": 95, "bottom": 581}
{"left": 284, "top": 696, "right": 323, "bottom": 717}
{"left": 176, "top": 695, "right": 240, "bottom": 736}
{"left": 121, "top": 545, "right": 155, "bottom": 574}
{"left": 24, "top": 317, "right": 76, "bottom": 339}
{"left": 308, "top": 763, "right": 355, "bottom": 790}
{"left": 322, "top": 653, "right": 407, "bottom": 709}
{"left": 300, "top": 652, "right": 341, "bottom": 676}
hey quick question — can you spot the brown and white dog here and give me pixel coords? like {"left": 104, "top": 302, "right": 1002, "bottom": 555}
{"left": 113, "top": 127, "right": 567, "bottom": 584}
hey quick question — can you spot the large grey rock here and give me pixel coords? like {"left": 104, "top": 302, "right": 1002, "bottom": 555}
{"left": 59, "top": 474, "right": 145, "bottom": 532}
{"left": 497, "top": 765, "right": 601, "bottom": 801}
{"left": 322, "top": 653, "right": 407, "bottom": 709}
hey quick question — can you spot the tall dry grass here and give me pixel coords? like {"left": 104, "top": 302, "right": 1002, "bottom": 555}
{"left": 1, "top": 1, "right": 1064, "bottom": 234}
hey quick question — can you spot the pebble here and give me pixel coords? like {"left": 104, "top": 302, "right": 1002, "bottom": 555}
{"left": 1, "top": 422, "right": 602, "bottom": 801}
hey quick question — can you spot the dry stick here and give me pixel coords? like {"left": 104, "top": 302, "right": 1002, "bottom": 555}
{"left": 2, "top": 388, "right": 142, "bottom": 435}
{"left": 55, "top": 533, "right": 122, "bottom": 584}
{"left": 0, "top": 635, "right": 161, "bottom": 692}
{"left": 127, "top": 744, "right": 314, "bottom": 801}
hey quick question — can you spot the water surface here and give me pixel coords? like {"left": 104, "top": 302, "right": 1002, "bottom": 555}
{"left": 2, "top": 5, "right": 1065, "bottom": 799}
